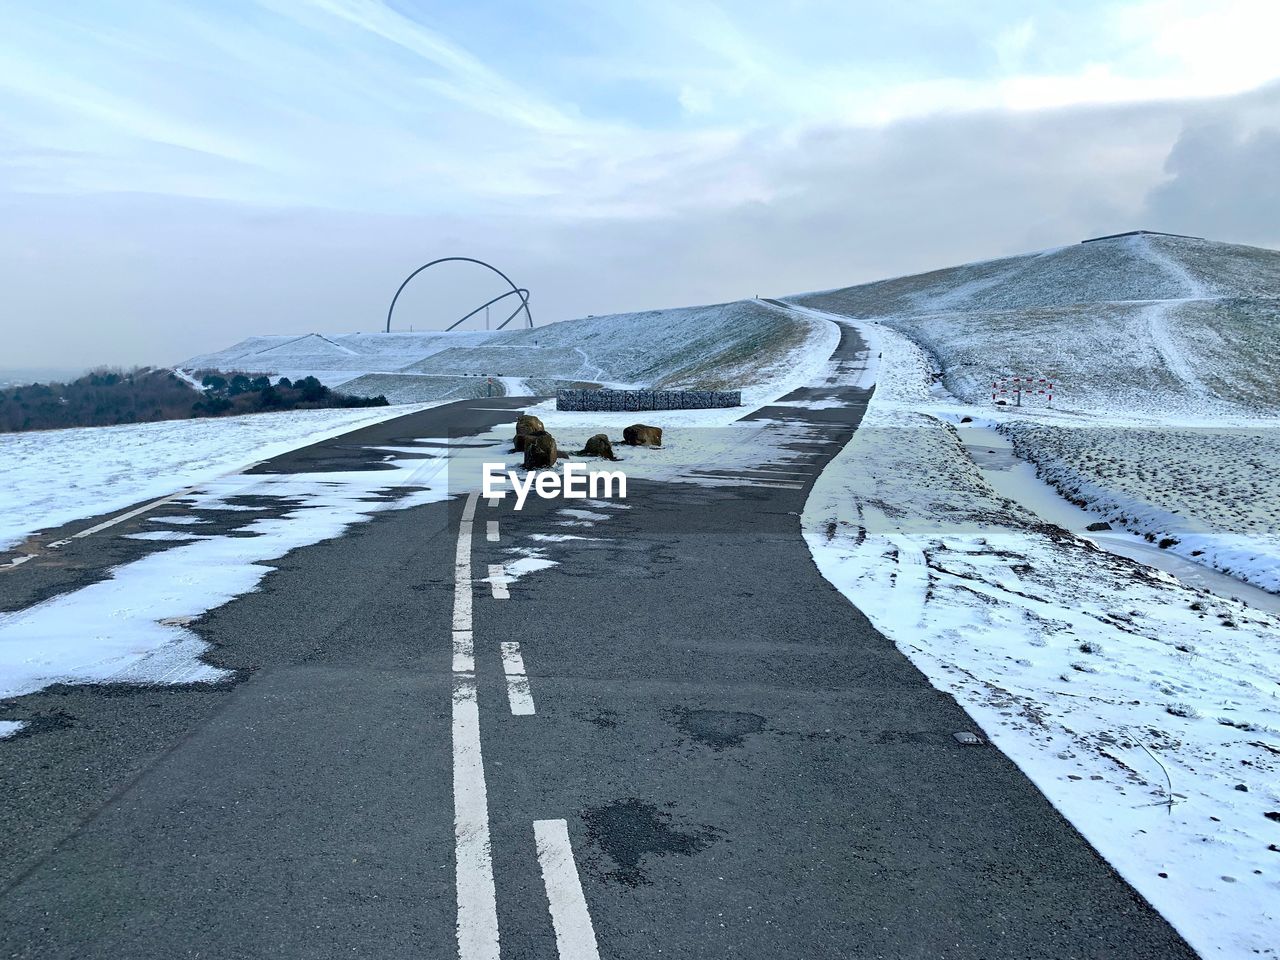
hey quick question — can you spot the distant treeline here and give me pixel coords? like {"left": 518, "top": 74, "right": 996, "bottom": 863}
{"left": 0, "top": 368, "right": 388, "bottom": 433}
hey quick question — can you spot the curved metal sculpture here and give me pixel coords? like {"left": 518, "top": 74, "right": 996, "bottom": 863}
{"left": 445, "top": 287, "right": 530, "bottom": 332}
{"left": 385, "top": 257, "right": 533, "bottom": 333}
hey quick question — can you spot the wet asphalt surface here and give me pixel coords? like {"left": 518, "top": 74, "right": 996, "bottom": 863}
{"left": 0, "top": 335, "right": 1195, "bottom": 959}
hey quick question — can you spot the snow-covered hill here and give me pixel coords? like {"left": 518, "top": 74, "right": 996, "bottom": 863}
{"left": 181, "top": 299, "right": 825, "bottom": 403}
{"left": 796, "top": 232, "right": 1280, "bottom": 315}
{"left": 181, "top": 330, "right": 499, "bottom": 393}
{"left": 790, "top": 232, "right": 1280, "bottom": 416}
{"left": 789, "top": 230, "right": 1280, "bottom": 594}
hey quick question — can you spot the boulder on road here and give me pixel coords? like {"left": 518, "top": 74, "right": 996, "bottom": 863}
{"left": 513, "top": 413, "right": 545, "bottom": 451}
{"left": 522, "top": 431, "right": 558, "bottom": 469}
{"left": 577, "top": 433, "right": 620, "bottom": 460}
{"left": 623, "top": 424, "right": 662, "bottom": 447}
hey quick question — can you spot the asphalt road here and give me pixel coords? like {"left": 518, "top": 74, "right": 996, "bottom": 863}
{"left": 0, "top": 334, "right": 1195, "bottom": 958}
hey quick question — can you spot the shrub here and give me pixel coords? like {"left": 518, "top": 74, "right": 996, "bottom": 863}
{"left": 0, "top": 367, "right": 389, "bottom": 432}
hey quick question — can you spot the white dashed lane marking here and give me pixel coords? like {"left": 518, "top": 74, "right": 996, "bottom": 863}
{"left": 488, "top": 496, "right": 501, "bottom": 507}
{"left": 500, "top": 641, "right": 536, "bottom": 715}
{"left": 534, "top": 819, "right": 603, "bottom": 960}
{"left": 488, "top": 564, "right": 510, "bottom": 600}
{"left": 487, "top": 520, "right": 500, "bottom": 543}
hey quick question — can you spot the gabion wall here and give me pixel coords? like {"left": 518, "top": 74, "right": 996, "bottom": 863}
{"left": 556, "top": 389, "right": 742, "bottom": 412}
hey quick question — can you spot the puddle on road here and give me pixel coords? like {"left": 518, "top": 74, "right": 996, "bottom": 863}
{"left": 581, "top": 798, "right": 720, "bottom": 887}
{"left": 671, "top": 707, "right": 765, "bottom": 750}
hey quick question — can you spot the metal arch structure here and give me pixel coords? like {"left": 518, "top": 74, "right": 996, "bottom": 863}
{"left": 444, "top": 287, "right": 530, "bottom": 332}
{"left": 385, "top": 257, "right": 533, "bottom": 333}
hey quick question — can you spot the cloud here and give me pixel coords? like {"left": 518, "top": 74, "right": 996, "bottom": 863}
{"left": 4, "top": 0, "right": 1279, "bottom": 216}
{"left": 0, "top": 89, "right": 1211, "bottom": 368}
{"left": 267, "top": 0, "right": 584, "bottom": 135}
{"left": 2, "top": 2, "right": 1280, "bottom": 368}
{"left": 1143, "top": 87, "right": 1280, "bottom": 245}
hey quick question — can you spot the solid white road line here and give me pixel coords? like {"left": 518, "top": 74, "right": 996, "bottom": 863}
{"left": 487, "top": 520, "right": 500, "bottom": 543}
{"left": 500, "top": 641, "right": 536, "bottom": 715}
{"left": 47, "top": 459, "right": 270, "bottom": 549}
{"left": 451, "top": 492, "right": 500, "bottom": 960}
{"left": 454, "top": 676, "right": 500, "bottom": 960}
{"left": 69, "top": 486, "right": 201, "bottom": 540}
{"left": 533, "top": 819, "right": 602, "bottom": 960}
{"left": 488, "top": 564, "right": 510, "bottom": 600}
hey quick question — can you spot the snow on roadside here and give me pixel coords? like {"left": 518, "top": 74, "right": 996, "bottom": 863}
{"left": 804, "top": 316, "right": 1280, "bottom": 958}
{"left": 1004, "top": 420, "right": 1280, "bottom": 595}
{"left": 0, "top": 403, "right": 440, "bottom": 551}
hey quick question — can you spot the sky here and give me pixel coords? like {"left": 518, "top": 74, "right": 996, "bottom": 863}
{"left": 2, "top": 0, "right": 1279, "bottom": 368}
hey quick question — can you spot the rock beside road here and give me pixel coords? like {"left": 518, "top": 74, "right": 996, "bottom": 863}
{"left": 522, "top": 432, "right": 558, "bottom": 469}
{"left": 623, "top": 424, "right": 663, "bottom": 447}
{"left": 577, "top": 433, "right": 620, "bottom": 460}
{"left": 513, "top": 413, "right": 545, "bottom": 452}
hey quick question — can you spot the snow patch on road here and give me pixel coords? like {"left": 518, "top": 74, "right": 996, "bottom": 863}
{"left": 124, "top": 530, "right": 206, "bottom": 542}
{"left": 0, "top": 441, "right": 467, "bottom": 700}
{"left": 499, "top": 551, "right": 558, "bottom": 583}
{"left": 0, "top": 403, "right": 442, "bottom": 551}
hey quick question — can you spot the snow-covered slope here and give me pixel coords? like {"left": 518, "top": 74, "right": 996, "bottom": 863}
{"left": 797, "top": 233, "right": 1280, "bottom": 315}
{"left": 790, "top": 232, "right": 1280, "bottom": 416}
{"left": 789, "top": 232, "right": 1280, "bottom": 594}
{"left": 405, "top": 300, "right": 816, "bottom": 388}
{"left": 181, "top": 299, "right": 822, "bottom": 403}
{"left": 181, "top": 330, "right": 500, "bottom": 390}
